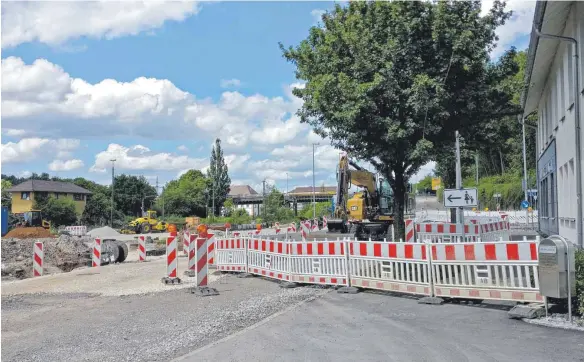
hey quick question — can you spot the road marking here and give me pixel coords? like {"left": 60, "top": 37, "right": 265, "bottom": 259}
{"left": 171, "top": 291, "right": 326, "bottom": 361}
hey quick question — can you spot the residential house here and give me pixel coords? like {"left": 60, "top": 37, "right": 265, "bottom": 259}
{"left": 7, "top": 180, "right": 93, "bottom": 216}
{"left": 521, "top": 1, "right": 584, "bottom": 246}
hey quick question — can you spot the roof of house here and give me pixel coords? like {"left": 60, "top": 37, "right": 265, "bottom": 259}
{"left": 6, "top": 180, "right": 93, "bottom": 195}
{"left": 289, "top": 186, "right": 337, "bottom": 194}
{"left": 228, "top": 185, "right": 259, "bottom": 196}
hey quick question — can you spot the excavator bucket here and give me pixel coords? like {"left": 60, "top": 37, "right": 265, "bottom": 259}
{"left": 327, "top": 218, "right": 348, "bottom": 233}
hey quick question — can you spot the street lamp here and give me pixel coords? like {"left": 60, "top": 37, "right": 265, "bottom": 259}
{"left": 286, "top": 172, "right": 289, "bottom": 195}
{"left": 110, "top": 159, "right": 116, "bottom": 227}
{"left": 312, "top": 143, "right": 320, "bottom": 219}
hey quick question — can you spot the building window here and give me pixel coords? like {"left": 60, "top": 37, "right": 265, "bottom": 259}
{"left": 21, "top": 192, "right": 30, "bottom": 200}
{"left": 74, "top": 194, "right": 84, "bottom": 201}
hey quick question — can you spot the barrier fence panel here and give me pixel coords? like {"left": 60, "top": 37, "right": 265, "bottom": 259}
{"left": 247, "top": 238, "right": 290, "bottom": 282}
{"left": 348, "top": 240, "right": 431, "bottom": 296}
{"left": 416, "top": 223, "right": 481, "bottom": 243}
{"left": 215, "top": 237, "right": 247, "bottom": 272}
{"left": 430, "top": 241, "right": 542, "bottom": 302}
{"left": 288, "top": 239, "right": 349, "bottom": 286}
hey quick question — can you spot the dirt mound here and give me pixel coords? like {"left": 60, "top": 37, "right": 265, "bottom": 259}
{"left": 4, "top": 227, "right": 53, "bottom": 239}
{"left": 1, "top": 234, "right": 92, "bottom": 280}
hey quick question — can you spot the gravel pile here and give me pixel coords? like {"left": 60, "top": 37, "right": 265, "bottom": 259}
{"left": 1, "top": 234, "right": 92, "bottom": 280}
{"left": 525, "top": 313, "right": 584, "bottom": 331}
{"left": 87, "top": 226, "right": 120, "bottom": 237}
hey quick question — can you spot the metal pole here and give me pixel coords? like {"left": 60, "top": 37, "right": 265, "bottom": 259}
{"left": 110, "top": 159, "right": 116, "bottom": 227}
{"left": 286, "top": 172, "right": 288, "bottom": 194}
{"left": 455, "top": 131, "right": 465, "bottom": 230}
{"left": 312, "top": 143, "right": 319, "bottom": 218}
{"left": 475, "top": 152, "right": 479, "bottom": 186}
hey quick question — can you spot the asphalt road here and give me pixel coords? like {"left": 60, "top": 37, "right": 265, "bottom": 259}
{"left": 176, "top": 290, "right": 584, "bottom": 362}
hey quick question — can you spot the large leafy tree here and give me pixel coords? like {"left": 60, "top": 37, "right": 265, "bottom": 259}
{"left": 156, "top": 169, "right": 209, "bottom": 217}
{"left": 1, "top": 179, "right": 12, "bottom": 209}
{"left": 42, "top": 197, "right": 78, "bottom": 227}
{"left": 207, "top": 138, "right": 231, "bottom": 216}
{"left": 280, "top": 1, "right": 520, "bottom": 239}
{"left": 113, "top": 175, "right": 157, "bottom": 217}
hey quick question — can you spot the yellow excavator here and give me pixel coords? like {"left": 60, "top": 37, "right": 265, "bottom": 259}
{"left": 120, "top": 210, "right": 168, "bottom": 234}
{"left": 328, "top": 153, "right": 394, "bottom": 240}
{"left": 14, "top": 210, "right": 51, "bottom": 229}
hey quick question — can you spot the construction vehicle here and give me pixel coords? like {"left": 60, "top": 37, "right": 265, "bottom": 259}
{"left": 327, "top": 153, "right": 394, "bottom": 240}
{"left": 120, "top": 210, "right": 168, "bottom": 234}
{"left": 13, "top": 210, "right": 51, "bottom": 229}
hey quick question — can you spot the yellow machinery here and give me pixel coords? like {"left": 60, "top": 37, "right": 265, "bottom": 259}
{"left": 15, "top": 210, "right": 51, "bottom": 229}
{"left": 121, "top": 210, "right": 168, "bottom": 234}
{"left": 328, "top": 153, "right": 394, "bottom": 240}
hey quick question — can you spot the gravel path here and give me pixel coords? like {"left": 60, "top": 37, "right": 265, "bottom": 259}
{"left": 1, "top": 276, "right": 327, "bottom": 362}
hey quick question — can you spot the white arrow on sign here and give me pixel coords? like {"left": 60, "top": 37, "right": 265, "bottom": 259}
{"left": 443, "top": 188, "right": 478, "bottom": 208}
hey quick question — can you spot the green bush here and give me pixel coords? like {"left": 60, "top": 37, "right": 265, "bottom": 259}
{"left": 576, "top": 249, "right": 584, "bottom": 316}
{"left": 42, "top": 197, "right": 78, "bottom": 227}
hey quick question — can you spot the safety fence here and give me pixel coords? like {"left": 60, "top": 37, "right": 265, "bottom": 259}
{"left": 216, "top": 237, "right": 543, "bottom": 303}
{"left": 414, "top": 220, "right": 510, "bottom": 243}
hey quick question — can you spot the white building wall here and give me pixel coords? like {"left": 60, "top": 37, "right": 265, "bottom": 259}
{"left": 536, "top": 2, "right": 584, "bottom": 244}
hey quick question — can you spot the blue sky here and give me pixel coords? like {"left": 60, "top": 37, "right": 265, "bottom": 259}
{"left": 1, "top": 1, "right": 536, "bottom": 193}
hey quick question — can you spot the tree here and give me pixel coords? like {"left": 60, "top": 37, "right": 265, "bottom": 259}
{"left": 207, "top": 138, "right": 231, "bottom": 216}
{"left": 223, "top": 198, "right": 235, "bottom": 217}
{"left": 155, "top": 170, "right": 209, "bottom": 217}
{"left": 113, "top": 175, "right": 157, "bottom": 217}
{"left": 1, "top": 179, "right": 12, "bottom": 210}
{"left": 43, "top": 197, "right": 78, "bottom": 227}
{"left": 280, "top": 1, "right": 519, "bottom": 239}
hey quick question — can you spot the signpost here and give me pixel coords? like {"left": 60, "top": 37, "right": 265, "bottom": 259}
{"left": 443, "top": 188, "right": 478, "bottom": 208}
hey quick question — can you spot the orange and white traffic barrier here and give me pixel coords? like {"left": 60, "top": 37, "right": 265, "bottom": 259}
{"left": 247, "top": 238, "right": 290, "bottom": 282}
{"left": 165, "top": 232, "right": 178, "bottom": 280}
{"left": 187, "top": 234, "right": 197, "bottom": 273}
{"left": 216, "top": 237, "right": 247, "bottom": 272}
{"left": 405, "top": 219, "right": 415, "bottom": 243}
{"left": 431, "top": 241, "right": 542, "bottom": 302}
{"left": 92, "top": 238, "right": 101, "bottom": 267}
{"left": 207, "top": 232, "right": 216, "bottom": 265}
{"left": 196, "top": 237, "right": 209, "bottom": 287}
{"left": 288, "top": 239, "right": 349, "bottom": 286}
{"left": 138, "top": 235, "right": 146, "bottom": 261}
{"left": 33, "top": 241, "right": 44, "bottom": 277}
{"left": 348, "top": 239, "right": 431, "bottom": 296}
{"left": 183, "top": 231, "right": 189, "bottom": 255}
{"left": 300, "top": 221, "right": 310, "bottom": 241}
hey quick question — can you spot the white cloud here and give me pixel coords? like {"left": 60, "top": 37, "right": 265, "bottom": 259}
{"left": 311, "top": 9, "right": 326, "bottom": 24}
{"left": 1, "top": 57, "right": 305, "bottom": 148}
{"left": 17, "top": 170, "right": 33, "bottom": 178}
{"left": 224, "top": 154, "right": 251, "bottom": 172}
{"left": 2, "top": 129, "right": 27, "bottom": 137}
{"left": 220, "top": 78, "right": 242, "bottom": 88}
{"left": 481, "top": 1, "right": 536, "bottom": 57}
{"left": 177, "top": 145, "right": 189, "bottom": 152}
{"left": 1, "top": 138, "right": 80, "bottom": 163}
{"left": 48, "top": 159, "right": 85, "bottom": 171}
{"left": 1, "top": 1, "right": 200, "bottom": 48}
{"left": 410, "top": 161, "right": 436, "bottom": 184}
{"left": 90, "top": 143, "right": 208, "bottom": 173}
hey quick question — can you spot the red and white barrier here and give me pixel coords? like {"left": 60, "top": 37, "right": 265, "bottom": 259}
{"left": 300, "top": 221, "right": 309, "bottom": 241}
{"left": 288, "top": 222, "right": 296, "bottom": 233}
{"left": 322, "top": 216, "right": 328, "bottom": 230}
{"left": 187, "top": 234, "right": 197, "bottom": 273}
{"left": 405, "top": 219, "right": 415, "bottom": 243}
{"left": 215, "top": 236, "right": 542, "bottom": 303}
{"left": 183, "top": 231, "right": 190, "bottom": 255}
{"left": 64, "top": 225, "right": 87, "bottom": 236}
{"left": 196, "top": 237, "right": 208, "bottom": 286}
{"left": 275, "top": 222, "right": 281, "bottom": 234}
{"left": 431, "top": 241, "right": 542, "bottom": 302}
{"left": 138, "top": 235, "right": 146, "bottom": 261}
{"left": 312, "top": 219, "right": 319, "bottom": 231}
{"left": 33, "top": 241, "right": 44, "bottom": 277}
{"left": 207, "top": 233, "right": 216, "bottom": 265}
{"left": 166, "top": 232, "right": 178, "bottom": 278}
{"left": 92, "top": 238, "right": 101, "bottom": 267}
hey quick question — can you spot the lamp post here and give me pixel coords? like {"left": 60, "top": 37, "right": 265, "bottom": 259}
{"left": 312, "top": 143, "right": 319, "bottom": 218}
{"left": 110, "top": 159, "right": 116, "bottom": 227}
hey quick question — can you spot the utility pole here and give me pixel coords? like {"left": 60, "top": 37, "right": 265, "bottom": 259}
{"left": 110, "top": 159, "right": 116, "bottom": 227}
{"left": 286, "top": 172, "right": 289, "bottom": 195}
{"left": 455, "top": 131, "right": 464, "bottom": 229}
{"left": 521, "top": 117, "right": 530, "bottom": 226}
{"left": 262, "top": 179, "right": 267, "bottom": 217}
{"left": 475, "top": 152, "right": 479, "bottom": 186}
{"left": 312, "top": 142, "right": 319, "bottom": 218}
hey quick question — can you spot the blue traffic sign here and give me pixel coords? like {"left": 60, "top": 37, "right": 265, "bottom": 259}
{"left": 521, "top": 200, "right": 530, "bottom": 209}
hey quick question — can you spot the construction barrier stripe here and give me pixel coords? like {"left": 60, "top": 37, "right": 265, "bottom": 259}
{"left": 405, "top": 219, "right": 415, "bottom": 243}
{"left": 166, "top": 232, "right": 177, "bottom": 278}
{"left": 92, "top": 238, "right": 101, "bottom": 267}
{"left": 196, "top": 237, "right": 208, "bottom": 287}
{"left": 246, "top": 239, "right": 288, "bottom": 254}
{"left": 289, "top": 241, "right": 346, "bottom": 256}
{"left": 349, "top": 241, "right": 427, "bottom": 260}
{"left": 431, "top": 242, "right": 537, "bottom": 261}
{"left": 208, "top": 233, "right": 215, "bottom": 265}
{"left": 188, "top": 235, "right": 197, "bottom": 271}
{"left": 183, "top": 231, "right": 189, "bottom": 255}
{"left": 416, "top": 223, "right": 481, "bottom": 235}
{"left": 33, "top": 241, "right": 44, "bottom": 277}
{"left": 138, "top": 235, "right": 146, "bottom": 261}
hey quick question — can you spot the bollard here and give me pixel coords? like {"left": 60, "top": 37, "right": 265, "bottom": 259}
{"left": 187, "top": 236, "right": 219, "bottom": 296}
{"left": 33, "top": 241, "right": 44, "bottom": 277}
{"left": 92, "top": 238, "right": 101, "bottom": 267}
{"left": 138, "top": 235, "right": 146, "bottom": 262}
{"left": 185, "top": 234, "right": 197, "bottom": 276}
{"left": 162, "top": 232, "right": 181, "bottom": 284}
